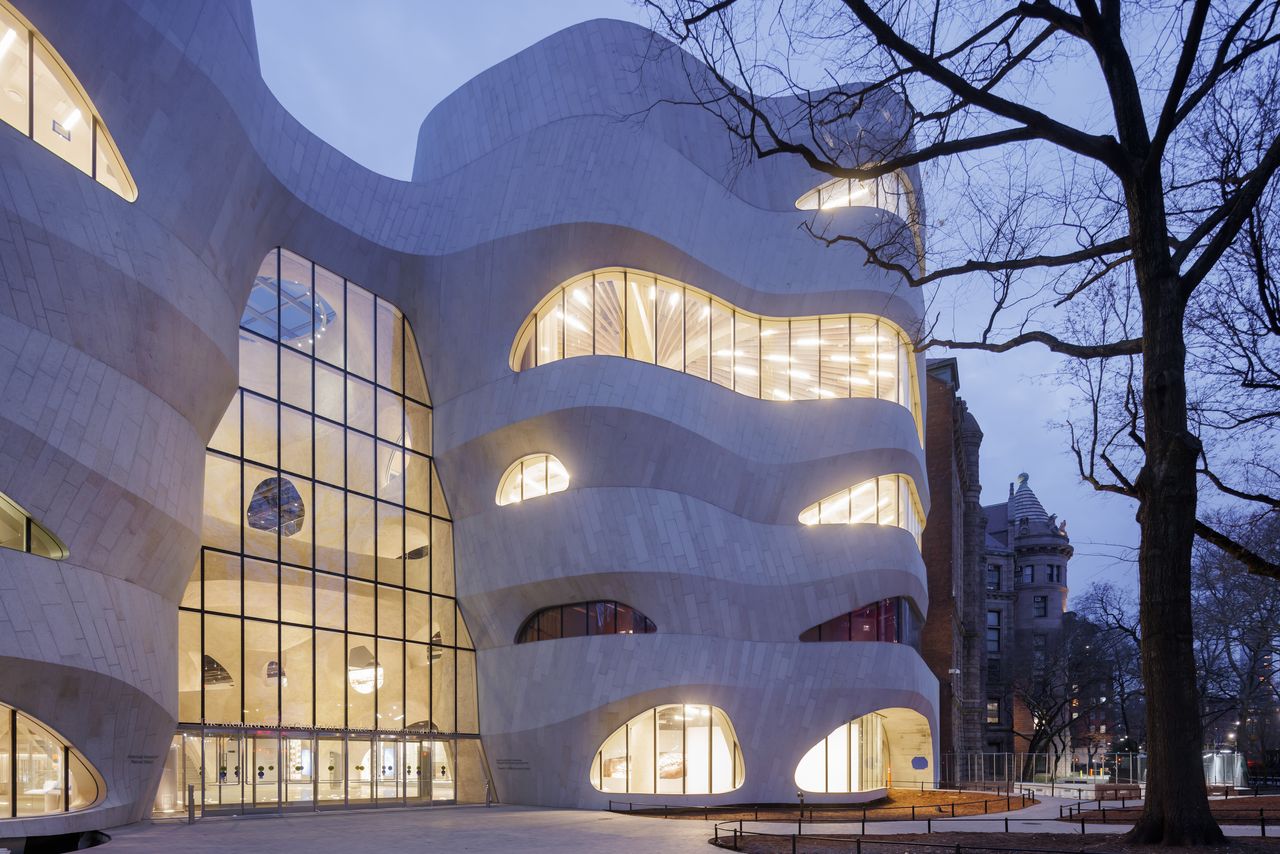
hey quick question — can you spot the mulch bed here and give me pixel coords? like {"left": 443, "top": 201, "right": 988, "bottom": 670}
{"left": 708, "top": 830, "right": 1280, "bottom": 853}
{"left": 1056, "top": 795, "right": 1280, "bottom": 826}
{"left": 620, "top": 788, "right": 1036, "bottom": 822}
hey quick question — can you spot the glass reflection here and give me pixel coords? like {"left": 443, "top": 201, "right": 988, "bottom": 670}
{"left": 590, "top": 704, "right": 744, "bottom": 794}
{"left": 799, "top": 597, "right": 922, "bottom": 649}
{"left": 512, "top": 269, "right": 921, "bottom": 441}
{"left": 516, "top": 600, "right": 657, "bottom": 643}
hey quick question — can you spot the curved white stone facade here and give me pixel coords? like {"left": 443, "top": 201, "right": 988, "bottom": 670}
{"left": 0, "top": 0, "right": 936, "bottom": 831}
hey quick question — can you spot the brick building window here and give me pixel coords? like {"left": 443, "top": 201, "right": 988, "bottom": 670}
{"left": 986, "top": 564, "right": 1001, "bottom": 591}
{"left": 1033, "top": 595, "right": 1048, "bottom": 618}
{"left": 986, "top": 700, "right": 1000, "bottom": 725}
{"left": 986, "top": 610, "right": 1001, "bottom": 653}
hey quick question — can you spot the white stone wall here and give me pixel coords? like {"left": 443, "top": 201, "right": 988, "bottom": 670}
{"left": 0, "top": 1, "right": 938, "bottom": 827}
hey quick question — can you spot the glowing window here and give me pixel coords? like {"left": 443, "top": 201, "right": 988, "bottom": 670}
{"left": 496, "top": 453, "right": 569, "bottom": 505}
{"left": 0, "top": 489, "right": 67, "bottom": 559}
{"left": 511, "top": 269, "right": 922, "bottom": 442}
{"left": 0, "top": 700, "right": 104, "bottom": 817}
{"left": 795, "top": 171, "right": 914, "bottom": 218}
{"left": 798, "top": 474, "right": 924, "bottom": 547}
{"left": 589, "top": 704, "right": 744, "bottom": 795}
{"left": 516, "top": 601, "right": 656, "bottom": 643}
{"left": 794, "top": 712, "right": 887, "bottom": 794}
{"left": 0, "top": 0, "right": 136, "bottom": 201}
{"left": 795, "top": 171, "right": 921, "bottom": 272}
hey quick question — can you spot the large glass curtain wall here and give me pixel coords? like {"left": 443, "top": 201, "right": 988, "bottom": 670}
{"left": 173, "top": 249, "right": 485, "bottom": 815}
{"left": 0, "top": 701, "right": 102, "bottom": 817}
{"left": 0, "top": 0, "right": 136, "bottom": 200}
{"left": 794, "top": 712, "right": 888, "bottom": 794}
{"left": 798, "top": 474, "right": 925, "bottom": 548}
{"left": 590, "top": 704, "right": 745, "bottom": 795}
{"left": 511, "top": 269, "right": 921, "bottom": 442}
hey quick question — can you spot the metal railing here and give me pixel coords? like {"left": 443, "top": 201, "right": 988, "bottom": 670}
{"left": 709, "top": 805, "right": 1272, "bottom": 852}
{"left": 711, "top": 820, "right": 1133, "bottom": 853}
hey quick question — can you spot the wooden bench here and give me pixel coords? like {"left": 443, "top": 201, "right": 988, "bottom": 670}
{"left": 1093, "top": 784, "right": 1141, "bottom": 801}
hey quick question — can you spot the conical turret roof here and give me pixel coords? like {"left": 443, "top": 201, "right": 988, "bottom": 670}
{"left": 1008, "top": 472, "right": 1048, "bottom": 525}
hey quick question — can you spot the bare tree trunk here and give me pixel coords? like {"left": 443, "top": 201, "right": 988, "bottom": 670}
{"left": 1128, "top": 199, "right": 1224, "bottom": 843}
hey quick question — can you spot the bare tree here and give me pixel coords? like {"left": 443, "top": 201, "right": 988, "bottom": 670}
{"left": 1191, "top": 517, "right": 1280, "bottom": 767}
{"left": 1076, "top": 582, "right": 1146, "bottom": 746}
{"left": 1008, "top": 614, "right": 1110, "bottom": 781}
{"left": 646, "top": 0, "right": 1280, "bottom": 842}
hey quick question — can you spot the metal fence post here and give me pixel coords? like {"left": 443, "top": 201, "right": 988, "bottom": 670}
{"left": 927, "top": 818, "right": 932, "bottom": 833}
{"left": 1004, "top": 816, "right": 1009, "bottom": 832}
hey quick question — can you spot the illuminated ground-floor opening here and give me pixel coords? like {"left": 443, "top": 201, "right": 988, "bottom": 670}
{"left": 151, "top": 728, "right": 487, "bottom": 817}
{"left": 795, "top": 708, "right": 934, "bottom": 794}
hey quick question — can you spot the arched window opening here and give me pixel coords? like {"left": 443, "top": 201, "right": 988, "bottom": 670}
{"left": 799, "top": 597, "right": 922, "bottom": 649}
{"left": 590, "top": 704, "right": 744, "bottom": 795}
{"left": 0, "top": 700, "right": 104, "bottom": 816}
{"left": 0, "top": 0, "right": 137, "bottom": 200}
{"left": 0, "top": 489, "right": 67, "bottom": 559}
{"left": 516, "top": 601, "right": 656, "bottom": 644}
{"left": 798, "top": 474, "right": 924, "bottom": 548}
{"left": 510, "top": 269, "right": 922, "bottom": 443}
{"left": 794, "top": 712, "right": 887, "bottom": 794}
{"left": 794, "top": 171, "right": 920, "bottom": 272}
{"left": 496, "top": 453, "right": 569, "bottom": 505}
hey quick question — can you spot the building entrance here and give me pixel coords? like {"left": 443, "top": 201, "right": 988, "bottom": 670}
{"left": 152, "top": 728, "right": 464, "bottom": 818}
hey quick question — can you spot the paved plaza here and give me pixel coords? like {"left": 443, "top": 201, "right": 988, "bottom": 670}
{"left": 98, "top": 798, "right": 1271, "bottom": 853}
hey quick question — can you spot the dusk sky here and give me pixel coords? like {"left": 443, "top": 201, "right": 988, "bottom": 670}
{"left": 250, "top": 0, "right": 1141, "bottom": 602}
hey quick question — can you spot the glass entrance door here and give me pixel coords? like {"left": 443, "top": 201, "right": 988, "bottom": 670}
{"left": 201, "top": 732, "right": 244, "bottom": 813}
{"left": 283, "top": 735, "right": 314, "bottom": 809}
{"left": 316, "top": 736, "right": 345, "bottom": 809}
{"left": 431, "top": 739, "right": 455, "bottom": 804}
{"left": 374, "top": 739, "right": 403, "bottom": 804}
{"left": 247, "top": 735, "right": 280, "bottom": 811}
{"left": 406, "top": 740, "right": 430, "bottom": 803}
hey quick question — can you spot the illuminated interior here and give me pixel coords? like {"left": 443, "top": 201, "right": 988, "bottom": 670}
{"left": 794, "top": 712, "right": 887, "bottom": 794}
{"left": 798, "top": 474, "right": 924, "bottom": 548}
{"left": 0, "top": 0, "right": 136, "bottom": 201}
{"left": 165, "top": 248, "right": 486, "bottom": 815}
{"left": 0, "top": 700, "right": 103, "bottom": 817}
{"left": 511, "top": 269, "right": 922, "bottom": 441}
{"left": 0, "top": 489, "right": 67, "bottom": 559}
{"left": 794, "top": 171, "right": 921, "bottom": 272}
{"left": 496, "top": 453, "right": 569, "bottom": 505}
{"left": 794, "top": 171, "right": 914, "bottom": 218}
{"left": 589, "top": 704, "right": 744, "bottom": 795}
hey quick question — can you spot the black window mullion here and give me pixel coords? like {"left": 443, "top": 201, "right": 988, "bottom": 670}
{"left": 371, "top": 292, "right": 379, "bottom": 738}
{"left": 309, "top": 259, "right": 318, "bottom": 733}
{"left": 275, "top": 249, "right": 283, "bottom": 732}
{"left": 10, "top": 708, "right": 17, "bottom": 818}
